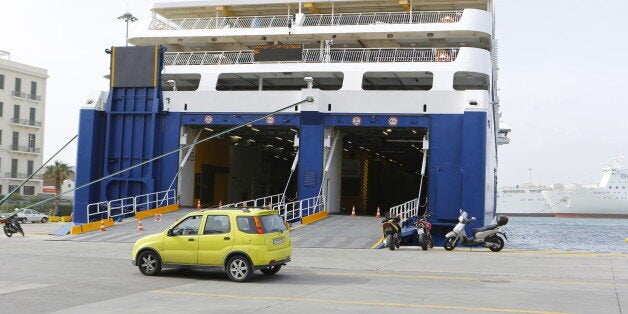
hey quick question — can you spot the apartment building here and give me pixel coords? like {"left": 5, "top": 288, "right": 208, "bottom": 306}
{"left": 0, "top": 54, "right": 46, "bottom": 197}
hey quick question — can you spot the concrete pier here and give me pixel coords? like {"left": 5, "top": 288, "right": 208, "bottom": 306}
{"left": 0, "top": 221, "right": 625, "bottom": 313}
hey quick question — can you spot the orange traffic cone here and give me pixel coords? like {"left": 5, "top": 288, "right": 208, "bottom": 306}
{"left": 375, "top": 207, "right": 381, "bottom": 218}
{"left": 137, "top": 219, "right": 144, "bottom": 231}
{"left": 351, "top": 206, "right": 356, "bottom": 217}
{"left": 100, "top": 219, "right": 106, "bottom": 232}
{"left": 197, "top": 199, "right": 202, "bottom": 210}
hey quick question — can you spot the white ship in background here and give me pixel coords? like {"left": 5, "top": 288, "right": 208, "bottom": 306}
{"left": 496, "top": 185, "right": 554, "bottom": 216}
{"left": 542, "top": 158, "right": 628, "bottom": 218}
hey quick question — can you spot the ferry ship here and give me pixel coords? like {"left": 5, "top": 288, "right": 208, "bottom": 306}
{"left": 542, "top": 158, "right": 628, "bottom": 218}
{"left": 496, "top": 185, "right": 554, "bottom": 217}
{"left": 72, "top": 0, "right": 507, "bottom": 240}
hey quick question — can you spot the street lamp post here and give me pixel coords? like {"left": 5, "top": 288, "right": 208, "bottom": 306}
{"left": 118, "top": 12, "right": 138, "bottom": 47}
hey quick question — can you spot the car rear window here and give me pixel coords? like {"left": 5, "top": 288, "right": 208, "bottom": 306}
{"left": 260, "top": 214, "right": 287, "bottom": 233}
{"left": 237, "top": 214, "right": 287, "bottom": 234}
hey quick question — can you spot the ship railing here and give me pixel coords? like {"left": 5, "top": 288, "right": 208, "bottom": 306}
{"left": 388, "top": 198, "right": 420, "bottom": 222}
{"left": 302, "top": 10, "right": 463, "bottom": 26}
{"left": 150, "top": 15, "right": 291, "bottom": 30}
{"left": 163, "top": 48, "right": 459, "bottom": 66}
{"left": 272, "top": 194, "right": 325, "bottom": 224}
{"left": 219, "top": 193, "right": 285, "bottom": 209}
{"left": 86, "top": 189, "right": 176, "bottom": 222}
{"left": 149, "top": 10, "right": 463, "bottom": 30}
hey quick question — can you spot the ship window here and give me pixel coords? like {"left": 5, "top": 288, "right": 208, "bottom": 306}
{"left": 362, "top": 72, "right": 433, "bottom": 90}
{"left": 453, "top": 71, "right": 489, "bottom": 91}
{"left": 216, "top": 72, "right": 343, "bottom": 91}
{"left": 162, "top": 74, "right": 201, "bottom": 91}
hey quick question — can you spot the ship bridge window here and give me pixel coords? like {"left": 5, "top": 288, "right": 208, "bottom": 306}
{"left": 216, "top": 72, "right": 343, "bottom": 91}
{"left": 162, "top": 74, "right": 201, "bottom": 91}
{"left": 453, "top": 72, "right": 489, "bottom": 91}
{"left": 362, "top": 72, "right": 433, "bottom": 90}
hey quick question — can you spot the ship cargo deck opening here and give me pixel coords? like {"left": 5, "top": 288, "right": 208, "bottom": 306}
{"left": 332, "top": 126, "right": 428, "bottom": 216}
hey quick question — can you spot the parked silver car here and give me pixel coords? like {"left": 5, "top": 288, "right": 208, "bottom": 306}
{"left": 15, "top": 208, "right": 49, "bottom": 223}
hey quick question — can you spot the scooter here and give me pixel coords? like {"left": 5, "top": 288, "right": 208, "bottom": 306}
{"left": 381, "top": 216, "right": 402, "bottom": 250}
{"left": 443, "top": 210, "right": 508, "bottom": 252}
{"left": 414, "top": 212, "right": 433, "bottom": 251}
{"left": 2, "top": 213, "right": 25, "bottom": 237}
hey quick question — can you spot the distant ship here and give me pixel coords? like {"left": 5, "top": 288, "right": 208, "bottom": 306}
{"left": 496, "top": 185, "right": 554, "bottom": 217}
{"left": 542, "top": 158, "right": 628, "bottom": 218}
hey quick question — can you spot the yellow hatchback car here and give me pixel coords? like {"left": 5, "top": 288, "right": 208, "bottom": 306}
{"left": 131, "top": 207, "right": 292, "bottom": 282}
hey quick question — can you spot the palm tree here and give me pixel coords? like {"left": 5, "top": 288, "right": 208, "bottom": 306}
{"left": 43, "top": 161, "right": 74, "bottom": 206}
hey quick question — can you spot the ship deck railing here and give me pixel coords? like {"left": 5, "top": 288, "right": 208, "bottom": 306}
{"left": 163, "top": 48, "right": 459, "bottom": 66}
{"left": 149, "top": 10, "right": 463, "bottom": 30}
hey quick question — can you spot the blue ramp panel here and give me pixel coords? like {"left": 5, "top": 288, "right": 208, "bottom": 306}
{"left": 73, "top": 46, "right": 179, "bottom": 224}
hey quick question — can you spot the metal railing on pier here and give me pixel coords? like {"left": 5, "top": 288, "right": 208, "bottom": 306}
{"left": 86, "top": 189, "right": 176, "bottom": 222}
{"left": 388, "top": 198, "right": 420, "bottom": 221}
{"left": 163, "top": 48, "right": 459, "bottom": 66}
{"left": 219, "top": 193, "right": 284, "bottom": 209}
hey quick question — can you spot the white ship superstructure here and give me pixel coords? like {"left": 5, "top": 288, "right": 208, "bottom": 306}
{"left": 71, "top": 0, "right": 505, "bottom": 234}
{"left": 542, "top": 158, "right": 628, "bottom": 218}
{"left": 497, "top": 185, "right": 553, "bottom": 216}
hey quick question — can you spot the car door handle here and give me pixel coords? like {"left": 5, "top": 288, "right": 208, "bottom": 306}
{"left": 224, "top": 237, "right": 230, "bottom": 240}
{"left": 188, "top": 238, "right": 195, "bottom": 242}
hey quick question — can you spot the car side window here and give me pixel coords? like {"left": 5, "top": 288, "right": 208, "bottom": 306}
{"left": 203, "top": 215, "right": 230, "bottom": 234}
{"left": 171, "top": 215, "right": 202, "bottom": 236}
{"left": 236, "top": 216, "right": 256, "bottom": 234}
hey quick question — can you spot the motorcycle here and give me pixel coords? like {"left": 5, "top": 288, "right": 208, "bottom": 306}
{"left": 381, "top": 216, "right": 402, "bottom": 250}
{"left": 2, "top": 213, "right": 25, "bottom": 237}
{"left": 443, "top": 210, "right": 508, "bottom": 252}
{"left": 414, "top": 212, "right": 433, "bottom": 251}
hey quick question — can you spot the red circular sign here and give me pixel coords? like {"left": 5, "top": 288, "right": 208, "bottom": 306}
{"left": 204, "top": 115, "right": 213, "bottom": 124}
{"left": 266, "top": 116, "right": 275, "bottom": 125}
{"left": 351, "top": 116, "right": 362, "bottom": 126}
{"left": 388, "top": 116, "right": 398, "bottom": 127}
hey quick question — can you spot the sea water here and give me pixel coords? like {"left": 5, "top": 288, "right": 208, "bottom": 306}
{"left": 504, "top": 217, "right": 628, "bottom": 252}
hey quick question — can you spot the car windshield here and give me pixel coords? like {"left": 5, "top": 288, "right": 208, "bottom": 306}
{"left": 260, "top": 214, "right": 287, "bottom": 233}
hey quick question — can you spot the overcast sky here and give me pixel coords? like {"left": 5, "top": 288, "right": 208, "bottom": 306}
{"left": 2, "top": 0, "right": 627, "bottom": 187}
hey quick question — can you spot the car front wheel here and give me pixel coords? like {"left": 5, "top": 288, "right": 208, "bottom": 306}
{"left": 226, "top": 255, "right": 253, "bottom": 282}
{"left": 41, "top": 217, "right": 48, "bottom": 223}
{"left": 138, "top": 251, "right": 161, "bottom": 276}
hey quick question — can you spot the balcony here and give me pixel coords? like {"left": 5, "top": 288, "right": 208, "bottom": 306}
{"left": 164, "top": 48, "right": 459, "bottom": 66}
{"left": 3, "top": 172, "right": 43, "bottom": 180}
{"left": 149, "top": 10, "right": 463, "bottom": 30}
{"left": 9, "top": 145, "right": 41, "bottom": 154}
{"left": 11, "top": 118, "right": 42, "bottom": 128}
{"left": 27, "top": 94, "right": 41, "bottom": 101}
{"left": 12, "top": 90, "right": 26, "bottom": 98}
{"left": 301, "top": 11, "right": 462, "bottom": 26}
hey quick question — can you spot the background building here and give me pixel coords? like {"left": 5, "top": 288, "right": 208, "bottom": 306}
{"left": 0, "top": 52, "right": 47, "bottom": 198}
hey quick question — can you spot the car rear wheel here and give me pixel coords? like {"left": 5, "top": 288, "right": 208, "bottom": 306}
{"left": 226, "top": 255, "right": 253, "bottom": 282}
{"left": 138, "top": 251, "right": 161, "bottom": 276}
{"left": 260, "top": 265, "right": 282, "bottom": 275}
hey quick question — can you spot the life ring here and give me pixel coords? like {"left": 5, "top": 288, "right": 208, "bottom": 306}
{"left": 434, "top": 50, "right": 451, "bottom": 62}
{"left": 440, "top": 15, "right": 455, "bottom": 23}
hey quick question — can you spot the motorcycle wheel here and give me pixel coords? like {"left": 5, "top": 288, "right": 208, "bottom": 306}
{"left": 444, "top": 237, "right": 457, "bottom": 251}
{"left": 386, "top": 234, "right": 395, "bottom": 251}
{"left": 4, "top": 226, "right": 12, "bottom": 237}
{"left": 428, "top": 235, "right": 434, "bottom": 248}
{"left": 418, "top": 233, "right": 428, "bottom": 251}
{"left": 487, "top": 235, "right": 505, "bottom": 252}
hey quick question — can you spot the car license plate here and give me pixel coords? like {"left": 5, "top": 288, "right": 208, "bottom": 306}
{"left": 273, "top": 237, "right": 284, "bottom": 245}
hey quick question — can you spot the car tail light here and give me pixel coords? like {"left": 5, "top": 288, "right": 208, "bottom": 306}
{"left": 253, "top": 216, "right": 264, "bottom": 234}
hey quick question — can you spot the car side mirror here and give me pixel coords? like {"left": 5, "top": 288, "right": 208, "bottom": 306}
{"left": 167, "top": 229, "right": 174, "bottom": 236}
